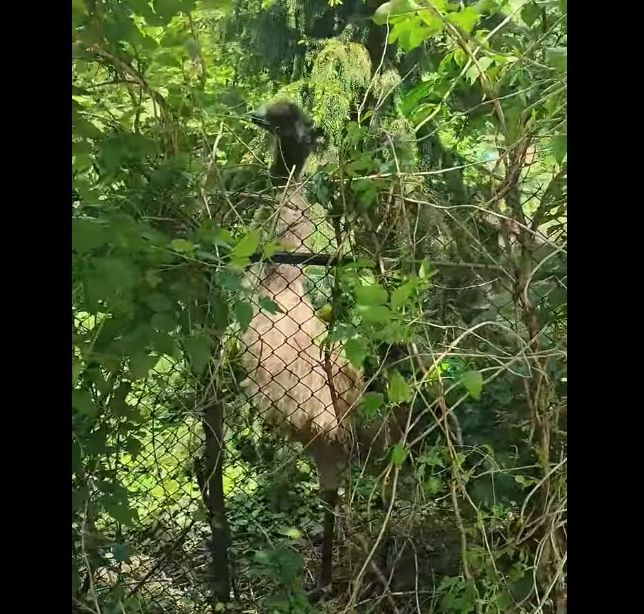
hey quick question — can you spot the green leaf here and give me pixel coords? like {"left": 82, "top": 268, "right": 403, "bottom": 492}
{"left": 386, "top": 11, "right": 442, "bottom": 51}
{"left": 407, "top": 21, "right": 440, "bottom": 50}
{"left": 104, "top": 500, "right": 138, "bottom": 526}
{"left": 125, "top": 437, "right": 143, "bottom": 459}
{"left": 465, "top": 64, "right": 478, "bottom": 84}
{"left": 546, "top": 47, "right": 567, "bottom": 73}
{"left": 72, "top": 439, "right": 83, "bottom": 474}
{"left": 72, "top": 0, "right": 86, "bottom": 15}
{"left": 391, "top": 280, "right": 415, "bottom": 310}
{"left": 346, "top": 157, "right": 374, "bottom": 174}
{"left": 95, "top": 258, "right": 137, "bottom": 297}
{"left": 446, "top": 7, "right": 480, "bottom": 33}
{"left": 151, "top": 312, "right": 176, "bottom": 332}
{"left": 277, "top": 526, "right": 302, "bottom": 540}
{"left": 418, "top": 10, "right": 444, "bottom": 36}
{"left": 234, "top": 301, "right": 253, "bottom": 332}
{"left": 198, "top": 222, "right": 233, "bottom": 247}
{"left": 145, "top": 270, "right": 162, "bottom": 288}
{"left": 72, "top": 358, "right": 83, "bottom": 384}
{"left": 110, "top": 382, "right": 132, "bottom": 417}
{"left": 460, "top": 370, "right": 483, "bottom": 400}
{"left": 521, "top": 2, "right": 540, "bottom": 27}
{"left": 156, "top": 52, "right": 183, "bottom": 68}
{"left": 184, "top": 334, "right": 211, "bottom": 374}
{"left": 85, "top": 429, "right": 108, "bottom": 455}
{"left": 418, "top": 259, "right": 433, "bottom": 280}
{"left": 391, "top": 443, "right": 407, "bottom": 467}
{"left": 182, "top": 37, "right": 201, "bottom": 60}
{"left": 360, "top": 392, "right": 384, "bottom": 418}
{"left": 146, "top": 292, "right": 172, "bottom": 312}
{"left": 373, "top": 0, "right": 420, "bottom": 26}
{"left": 211, "top": 295, "right": 230, "bottom": 330}
{"left": 465, "top": 58, "right": 494, "bottom": 84}
{"left": 424, "top": 476, "right": 441, "bottom": 495}
{"left": 128, "top": 0, "right": 157, "bottom": 21}
{"left": 400, "top": 80, "right": 434, "bottom": 116}
{"left": 357, "top": 284, "right": 387, "bottom": 305}
{"left": 390, "top": 19, "right": 433, "bottom": 52}
{"left": 72, "top": 389, "right": 97, "bottom": 418}
{"left": 201, "top": 0, "right": 231, "bottom": 10}
{"left": 550, "top": 134, "right": 567, "bottom": 164}
{"left": 355, "top": 182, "right": 378, "bottom": 208}
{"left": 72, "top": 218, "right": 109, "bottom": 254}
{"left": 215, "top": 271, "right": 243, "bottom": 291}
{"left": 231, "top": 229, "right": 260, "bottom": 260}
{"left": 387, "top": 370, "right": 411, "bottom": 403}
{"left": 514, "top": 474, "right": 537, "bottom": 487}
{"left": 72, "top": 113, "right": 103, "bottom": 140}
{"left": 112, "top": 543, "right": 132, "bottom": 563}
{"left": 160, "top": 29, "right": 185, "bottom": 47}
{"left": 359, "top": 305, "right": 392, "bottom": 325}
{"left": 259, "top": 297, "right": 283, "bottom": 314}
{"left": 474, "top": 0, "right": 499, "bottom": 14}
{"left": 344, "top": 337, "right": 368, "bottom": 369}
{"left": 105, "top": 14, "right": 144, "bottom": 46}
{"left": 170, "top": 238, "right": 194, "bottom": 255}
{"left": 153, "top": 0, "right": 186, "bottom": 23}
{"left": 451, "top": 48, "right": 467, "bottom": 68}
{"left": 262, "top": 239, "right": 283, "bottom": 259}
{"left": 129, "top": 352, "right": 158, "bottom": 380}
{"left": 152, "top": 332, "right": 177, "bottom": 357}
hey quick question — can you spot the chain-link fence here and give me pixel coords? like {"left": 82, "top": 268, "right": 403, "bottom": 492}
{"left": 72, "top": 171, "right": 567, "bottom": 613}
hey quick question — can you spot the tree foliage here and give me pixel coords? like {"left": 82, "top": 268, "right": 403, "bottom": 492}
{"left": 73, "top": 0, "right": 566, "bottom": 612}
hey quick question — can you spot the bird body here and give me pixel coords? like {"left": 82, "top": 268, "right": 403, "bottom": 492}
{"left": 238, "top": 101, "right": 364, "bottom": 587}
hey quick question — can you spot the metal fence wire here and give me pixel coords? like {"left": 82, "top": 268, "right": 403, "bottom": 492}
{"left": 72, "top": 178, "right": 567, "bottom": 613}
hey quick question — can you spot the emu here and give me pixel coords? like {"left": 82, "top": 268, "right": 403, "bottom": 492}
{"left": 239, "top": 101, "right": 365, "bottom": 590}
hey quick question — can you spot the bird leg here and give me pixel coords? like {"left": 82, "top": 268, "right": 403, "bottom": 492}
{"left": 320, "top": 487, "right": 338, "bottom": 587}
{"left": 307, "top": 487, "right": 338, "bottom": 603}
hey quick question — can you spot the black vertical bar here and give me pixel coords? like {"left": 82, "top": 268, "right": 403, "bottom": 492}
{"left": 203, "top": 395, "right": 230, "bottom": 606}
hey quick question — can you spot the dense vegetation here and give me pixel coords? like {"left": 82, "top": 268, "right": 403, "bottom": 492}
{"left": 72, "top": 0, "right": 567, "bottom": 612}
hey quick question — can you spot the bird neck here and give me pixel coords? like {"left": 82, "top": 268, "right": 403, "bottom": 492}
{"left": 270, "top": 137, "right": 309, "bottom": 184}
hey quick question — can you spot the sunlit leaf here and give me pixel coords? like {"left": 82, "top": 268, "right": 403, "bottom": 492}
{"left": 277, "top": 526, "right": 302, "bottom": 539}
{"left": 373, "top": 0, "right": 420, "bottom": 26}
{"left": 546, "top": 47, "right": 567, "bottom": 73}
{"left": 391, "top": 443, "right": 407, "bottom": 467}
{"left": 355, "top": 284, "right": 388, "bottom": 306}
{"left": 461, "top": 370, "right": 483, "bottom": 400}
{"left": 387, "top": 370, "right": 411, "bottom": 403}
{"left": 231, "top": 229, "right": 260, "bottom": 260}
{"left": 72, "top": 0, "right": 86, "bottom": 15}
{"left": 171, "top": 239, "right": 194, "bottom": 255}
{"left": 446, "top": 7, "right": 480, "bottom": 33}
{"left": 359, "top": 305, "right": 392, "bottom": 324}
{"left": 344, "top": 337, "right": 368, "bottom": 369}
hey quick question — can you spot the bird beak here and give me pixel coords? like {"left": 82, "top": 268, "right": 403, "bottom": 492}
{"left": 247, "top": 107, "right": 271, "bottom": 130}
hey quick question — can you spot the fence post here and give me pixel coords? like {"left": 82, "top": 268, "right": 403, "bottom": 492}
{"left": 202, "top": 382, "right": 230, "bottom": 605}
